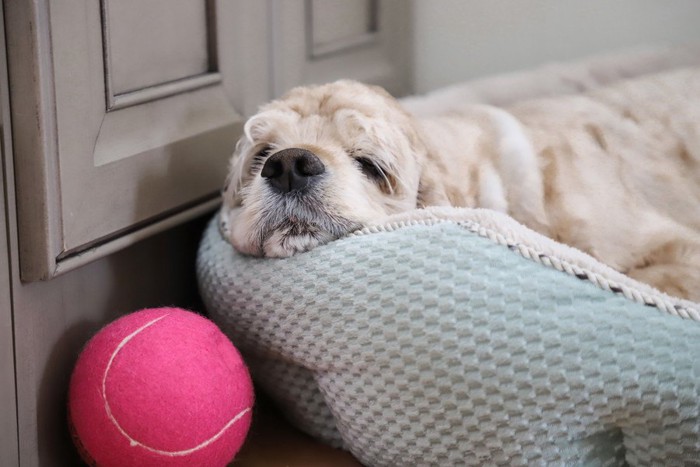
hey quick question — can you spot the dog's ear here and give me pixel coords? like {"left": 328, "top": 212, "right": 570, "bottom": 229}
{"left": 223, "top": 108, "right": 286, "bottom": 208}
{"left": 222, "top": 137, "right": 252, "bottom": 208}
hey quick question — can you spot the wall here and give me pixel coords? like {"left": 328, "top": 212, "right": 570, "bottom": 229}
{"left": 413, "top": 0, "right": 700, "bottom": 92}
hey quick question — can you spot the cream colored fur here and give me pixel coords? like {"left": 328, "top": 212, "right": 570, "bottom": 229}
{"left": 222, "top": 69, "right": 700, "bottom": 301}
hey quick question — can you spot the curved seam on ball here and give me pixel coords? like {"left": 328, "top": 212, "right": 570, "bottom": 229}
{"left": 101, "top": 313, "right": 252, "bottom": 457}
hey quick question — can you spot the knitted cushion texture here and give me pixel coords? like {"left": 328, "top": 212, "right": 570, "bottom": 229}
{"left": 197, "top": 209, "right": 700, "bottom": 466}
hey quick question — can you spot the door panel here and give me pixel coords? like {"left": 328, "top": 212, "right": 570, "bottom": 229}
{"left": 309, "top": 0, "right": 377, "bottom": 57}
{"left": 5, "top": 0, "right": 249, "bottom": 281}
{"left": 104, "top": 0, "right": 211, "bottom": 96}
{"left": 49, "top": 0, "right": 239, "bottom": 258}
{"left": 271, "top": 0, "right": 411, "bottom": 97}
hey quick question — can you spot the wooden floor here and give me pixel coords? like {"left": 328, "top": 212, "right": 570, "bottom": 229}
{"left": 232, "top": 394, "right": 362, "bottom": 467}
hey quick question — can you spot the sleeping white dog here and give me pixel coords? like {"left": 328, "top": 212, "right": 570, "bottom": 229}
{"left": 221, "top": 69, "right": 700, "bottom": 301}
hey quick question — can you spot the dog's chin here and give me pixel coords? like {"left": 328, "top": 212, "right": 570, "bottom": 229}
{"left": 258, "top": 217, "right": 359, "bottom": 258}
{"left": 226, "top": 197, "right": 363, "bottom": 258}
{"left": 261, "top": 224, "right": 336, "bottom": 258}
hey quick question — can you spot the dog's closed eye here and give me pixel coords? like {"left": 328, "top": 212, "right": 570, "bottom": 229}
{"left": 355, "top": 156, "right": 396, "bottom": 194}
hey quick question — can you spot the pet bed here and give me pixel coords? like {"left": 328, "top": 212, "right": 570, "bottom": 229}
{"left": 197, "top": 48, "right": 700, "bottom": 466}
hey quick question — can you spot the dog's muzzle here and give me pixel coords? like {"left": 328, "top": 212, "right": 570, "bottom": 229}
{"left": 261, "top": 148, "right": 325, "bottom": 194}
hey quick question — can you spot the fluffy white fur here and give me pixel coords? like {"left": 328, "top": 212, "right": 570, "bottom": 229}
{"left": 222, "top": 69, "right": 700, "bottom": 301}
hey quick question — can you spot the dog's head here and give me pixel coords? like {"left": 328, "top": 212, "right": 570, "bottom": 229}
{"left": 222, "top": 80, "right": 433, "bottom": 257}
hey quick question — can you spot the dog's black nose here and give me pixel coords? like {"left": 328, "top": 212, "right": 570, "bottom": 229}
{"left": 261, "top": 148, "right": 325, "bottom": 194}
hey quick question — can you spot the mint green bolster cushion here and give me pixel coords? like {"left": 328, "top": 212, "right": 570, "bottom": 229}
{"left": 196, "top": 207, "right": 700, "bottom": 466}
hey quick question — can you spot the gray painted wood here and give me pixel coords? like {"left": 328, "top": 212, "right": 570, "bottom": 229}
{"left": 0, "top": 98, "right": 19, "bottom": 467}
{"left": 9, "top": 219, "right": 210, "bottom": 466}
{"left": 1, "top": 8, "right": 240, "bottom": 461}
{"left": 271, "top": 0, "right": 412, "bottom": 98}
{"left": 104, "top": 0, "right": 210, "bottom": 95}
{"left": 0, "top": 150, "right": 19, "bottom": 467}
{"left": 9, "top": 217, "right": 211, "bottom": 466}
{"left": 4, "top": 123, "right": 211, "bottom": 463}
{"left": 217, "top": 0, "right": 270, "bottom": 118}
{"left": 4, "top": 0, "right": 63, "bottom": 284}
{"left": 4, "top": 94, "right": 211, "bottom": 463}
{"left": 1, "top": 5, "right": 20, "bottom": 465}
{"left": 6, "top": 0, "right": 242, "bottom": 281}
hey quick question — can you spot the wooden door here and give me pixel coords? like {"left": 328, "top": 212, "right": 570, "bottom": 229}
{"left": 0, "top": 7, "right": 19, "bottom": 461}
{"left": 270, "top": 0, "right": 412, "bottom": 97}
{"left": 0, "top": 150, "right": 19, "bottom": 467}
{"left": 5, "top": 0, "right": 268, "bottom": 281}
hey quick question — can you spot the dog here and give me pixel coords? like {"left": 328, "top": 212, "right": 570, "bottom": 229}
{"left": 221, "top": 69, "right": 700, "bottom": 302}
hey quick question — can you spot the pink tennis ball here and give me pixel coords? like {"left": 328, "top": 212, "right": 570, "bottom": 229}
{"left": 68, "top": 307, "right": 254, "bottom": 467}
